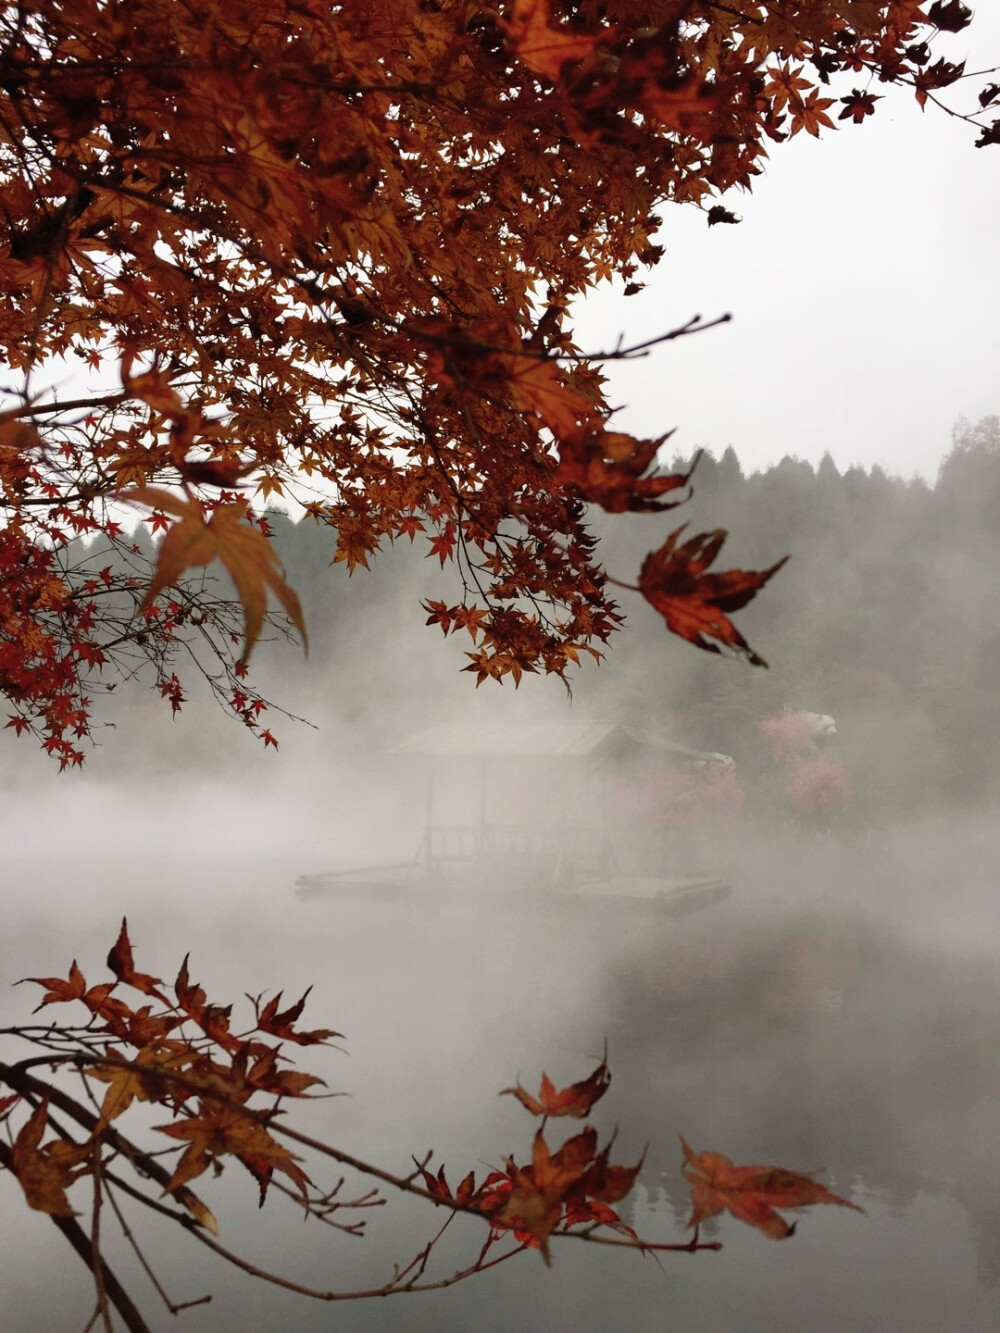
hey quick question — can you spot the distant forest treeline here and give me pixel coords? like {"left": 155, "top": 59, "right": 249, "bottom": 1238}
{"left": 580, "top": 414, "right": 1000, "bottom": 822}
{"left": 26, "top": 416, "right": 1000, "bottom": 822}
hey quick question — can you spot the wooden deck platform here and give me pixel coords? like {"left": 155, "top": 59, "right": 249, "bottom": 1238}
{"left": 294, "top": 865, "right": 730, "bottom": 915}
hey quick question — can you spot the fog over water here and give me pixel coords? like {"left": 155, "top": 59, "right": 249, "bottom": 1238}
{"left": 3, "top": 748, "right": 999, "bottom": 1331}
{"left": 5, "top": 427, "right": 1000, "bottom": 1329}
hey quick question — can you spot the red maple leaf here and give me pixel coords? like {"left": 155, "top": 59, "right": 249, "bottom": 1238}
{"left": 426, "top": 524, "right": 457, "bottom": 566}
{"left": 106, "top": 919, "right": 164, "bottom": 998}
{"left": 555, "top": 430, "right": 692, "bottom": 513}
{"left": 253, "top": 989, "right": 341, "bottom": 1046}
{"left": 501, "top": 1052, "right": 610, "bottom": 1118}
{"left": 638, "top": 526, "right": 787, "bottom": 666}
{"left": 681, "top": 1138, "right": 863, "bottom": 1239}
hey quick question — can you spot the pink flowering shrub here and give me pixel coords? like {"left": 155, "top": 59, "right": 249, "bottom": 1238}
{"left": 786, "top": 756, "right": 851, "bottom": 822}
{"left": 759, "top": 709, "right": 819, "bottom": 762}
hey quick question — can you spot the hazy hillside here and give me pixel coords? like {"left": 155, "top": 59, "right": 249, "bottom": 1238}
{"left": 16, "top": 416, "right": 999, "bottom": 827}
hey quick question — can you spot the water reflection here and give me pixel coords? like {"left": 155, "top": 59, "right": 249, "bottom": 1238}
{"left": 2, "top": 819, "right": 999, "bottom": 1330}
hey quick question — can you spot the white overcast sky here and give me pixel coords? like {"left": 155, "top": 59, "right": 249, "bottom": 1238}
{"left": 573, "top": 8, "right": 1000, "bottom": 481}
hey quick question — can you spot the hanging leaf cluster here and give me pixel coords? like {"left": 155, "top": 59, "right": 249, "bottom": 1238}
{"left": 0, "top": 0, "right": 989, "bottom": 757}
{"left": 0, "top": 925, "right": 864, "bottom": 1326}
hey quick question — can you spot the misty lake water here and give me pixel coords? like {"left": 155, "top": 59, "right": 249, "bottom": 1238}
{"left": 2, "top": 780, "right": 999, "bottom": 1332}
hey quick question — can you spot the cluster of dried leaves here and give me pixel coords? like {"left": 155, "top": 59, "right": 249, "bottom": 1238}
{"left": 0, "top": 0, "right": 994, "bottom": 759}
{"left": 0, "top": 924, "right": 862, "bottom": 1328}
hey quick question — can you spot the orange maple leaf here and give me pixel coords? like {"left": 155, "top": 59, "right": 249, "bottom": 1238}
{"left": 394, "top": 514, "right": 425, "bottom": 542}
{"left": 11, "top": 1099, "right": 88, "bottom": 1217}
{"left": 120, "top": 487, "right": 307, "bottom": 663}
{"left": 173, "top": 954, "right": 207, "bottom": 1023}
{"left": 763, "top": 63, "right": 814, "bottom": 115}
{"left": 789, "top": 90, "right": 836, "bottom": 137}
{"left": 450, "top": 605, "right": 489, "bottom": 641}
{"left": 497, "top": 1127, "right": 597, "bottom": 1261}
{"left": 246, "top": 1054, "right": 325, "bottom": 1099}
{"left": 22, "top": 963, "right": 135, "bottom": 1030}
{"left": 121, "top": 355, "right": 186, "bottom": 419}
{"left": 504, "top": 0, "right": 607, "bottom": 83}
{"left": 426, "top": 523, "right": 457, "bottom": 566}
{"left": 420, "top": 1119, "right": 642, "bottom": 1250}
{"left": 106, "top": 918, "right": 164, "bottom": 998}
{"left": 253, "top": 988, "right": 342, "bottom": 1046}
{"left": 555, "top": 429, "right": 692, "bottom": 513}
{"left": 157, "top": 1104, "right": 310, "bottom": 1197}
{"left": 418, "top": 1163, "right": 483, "bottom": 1206}
{"left": 562, "top": 1136, "right": 644, "bottom": 1239}
{"left": 25, "top": 960, "right": 88, "bottom": 1008}
{"left": 501, "top": 1052, "right": 610, "bottom": 1118}
{"left": 638, "top": 526, "right": 787, "bottom": 665}
{"left": 505, "top": 354, "right": 599, "bottom": 439}
{"left": 423, "top": 599, "right": 456, "bottom": 635}
{"left": 171, "top": 959, "right": 241, "bottom": 1053}
{"left": 332, "top": 512, "right": 381, "bottom": 574}
{"left": 88, "top": 1043, "right": 196, "bottom": 1127}
{"left": 634, "top": 68, "right": 721, "bottom": 140}
{"left": 681, "top": 1138, "right": 864, "bottom": 1239}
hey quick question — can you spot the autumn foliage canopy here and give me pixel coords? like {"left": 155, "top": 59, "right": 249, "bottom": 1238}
{"left": 0, "top": 0, "right": 993, "bottom": 763}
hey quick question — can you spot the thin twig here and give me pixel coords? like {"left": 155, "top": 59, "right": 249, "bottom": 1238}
{"left": 103, "top": 1178, "right": 213, "bottom": 1316}
{"left": 91, "top": 1142, "right": 114, "bottom": 1333}
{"left": 0, "top": 392, "right": 128, "bottom": 421}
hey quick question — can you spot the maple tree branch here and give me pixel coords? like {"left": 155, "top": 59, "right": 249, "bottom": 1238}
{"left": 97, "top": 1141, "right": 523, "bottom": 1304}
{"left": 6, "top": 494, "right": 109, "bottom": 508}
{"left": 917, "top": 88, "right": 989, "bottom": 125}
{"left": 703, "top": 1, "right": 763, "bottom": 24}
{"left": 0, "top": 1138, "right": 151, "bottom": 1333}
{"left": 2, "top": 1045, "right": 722, "bottom": 1290}
{"left": 171, "top": 1207, "right": 526, "bottom": 1302}
{"left": 68, "top": 1048, "right": 453, "bottom": 1201}
{"left": 98, "top": 1167, "right": 211, "bottom": 1235}
{"left": 35, "top": 1048, "right": 727, "bottom": 1259}
{"left": 1, "top": 1049, "right": 480, "bottom": 1244}
{"left": 554, "top": 1227, "right": 721, "bottom": 1254}
{"left": 0, "top": 1060, "right": 210, "bottom": 1219}
{"left": 102, "top": 1178, "right": 214, "bottom": 1317}
{"left": 399, "top": 313, "right": 733, "bottom": 369}
{"left": 263, "top": 1172, "right": 381, "bottom": 1235}
{"left": 90, "top": 1145, "right": 114, "bottom": 1333}
{"left": 0, "top": 392, "right": 128, "bottom": 420}
{"left": 571, "top": 312, "right": 733, "bottom": 363}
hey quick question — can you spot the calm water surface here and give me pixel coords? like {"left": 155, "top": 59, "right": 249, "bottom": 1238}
{"left": 2, "top": 814, "right": 998, "bottom": 1332}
